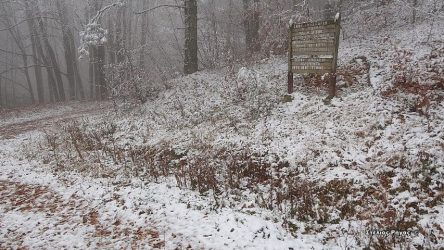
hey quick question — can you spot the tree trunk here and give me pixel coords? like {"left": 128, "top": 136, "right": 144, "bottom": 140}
{"left": 56, "top": 0, "right": 85, "bottom": 99}
{"left": 243, "top": 0, "right": 260, "bottom": 54}
{"left": 87, "top": 1, "right": 106, "bottom": 101}
{"left": 85, "top": 5, "right": 95, "bottom": 100}
{"left": 23, "top": 1, "right": 45, "bottom": 103}
{"left": 116, "top": 5, "right": 126, "bottom": 64}
{"left": 4, "top": 77, "right": 8, "bottom": 107}
{"left": 64, "top": 40, "right": 76, "bottom": 101}
{"left": 73, "top": 49, "right": 85, "bottom": 100}
{"left": 1, "top": 1, "right": 36, "bottom": 104}
{"left": 21, "top": 55, "right": 35, "bottom": 103}
{"left": 107, "top": 17, "right": 116, "bottom": 65}
{"left": 412, "top": 0, "right": 418, "bottom": 24}
{"left": 30, "top": 40, "right": 45, "bottom": 103}
{"left": 89, "top": 1, "right": 107, "bottom": 100}
{"left": 0, "top": 77, "right": 2, "bottom": 107}
{"left": 56, "top": 0, "right": 77, "bottom": 100}
{"left": 139, "top": 0, "right": 149, "bottom": 69}
{"left": 36, "top": 6, "right": 66, "bottom": 101}
{"left": 95, "top": 45, "right": 106, "bottom": 100}
{"left": 34, "top": 37, "right": 58, "bottom": 103}
{"left": 127, "top": 0, "right": 133, "bottom": 50}
{"left": 184, "top": 0, "right": 198, "bottom": 74}
{"left": 12, "top": 78, "right": 16, "bottom": 106}
{"left": 89, "top": 46, "right": 95, "bottom": 100}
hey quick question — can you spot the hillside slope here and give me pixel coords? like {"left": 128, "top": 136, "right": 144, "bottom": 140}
{"left": 1, "top": 4, "right": 443, "bottom": 250}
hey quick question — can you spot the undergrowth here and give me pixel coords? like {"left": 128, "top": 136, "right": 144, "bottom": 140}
{"left": 33, "top": 38, "right": 444, "bottom": 249}
{"left": 37, "top": 118, "right": 443, "bottom": 249}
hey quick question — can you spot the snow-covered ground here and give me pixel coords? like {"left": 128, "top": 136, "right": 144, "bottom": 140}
{"left": 1, "top": 4, "right": 444, "bottom": 250}
{"left": 0, "top": 109, "right": 331, "bottom": 249}
{"left": 0, "top": 101, "right": 108, "bottom": 128}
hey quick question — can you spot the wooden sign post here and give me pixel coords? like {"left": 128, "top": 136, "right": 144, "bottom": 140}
{"left": 288, "top": 14, "right": 341, "bottom": 98}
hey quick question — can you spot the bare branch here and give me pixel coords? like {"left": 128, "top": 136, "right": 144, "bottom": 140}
{"left": 0, "top": 16, "right": 58, "bottom": 32}
{"left": 0, "top": 74, "right": 32, "bottom": 93}
{"left": 90, "top": 2, "right": 124, "bottom": 24}
{"left": 0, "top": 47, "right": 33, "bottom": 57}
{"left": 133, "top": 4, "right": 184, "bottom": 15}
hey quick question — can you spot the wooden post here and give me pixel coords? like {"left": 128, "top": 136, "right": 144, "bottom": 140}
{"left": 288, "top": 22, "right": 294, "bottom": 94}
{"left": 328, "top": 13, "right": 341, "bottom": 100}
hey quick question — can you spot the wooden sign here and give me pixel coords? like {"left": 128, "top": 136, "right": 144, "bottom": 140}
{"left": 287, "top": 15, "right": 341, "bottom": 95}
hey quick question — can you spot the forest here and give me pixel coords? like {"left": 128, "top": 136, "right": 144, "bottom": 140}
{"left": 0, "top": 0, "right": 361, "bottom": 107}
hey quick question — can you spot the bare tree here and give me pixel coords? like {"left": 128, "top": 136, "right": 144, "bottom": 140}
{"left": 25, "top": 5, "right": 59, "bottom": 103}
{"left": 35, "top": 2, "right": 66, "bottom": 102}
{"left": 0, "top": 1, "right": 36, "bottom": 104}
{"left": 22, "top": 0, "right": 45, "bottom": 103}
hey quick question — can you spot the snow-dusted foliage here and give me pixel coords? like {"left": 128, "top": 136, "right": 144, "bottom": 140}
{"left": 78, "top": 1, "right": 126, "bottom": 58}
{"left": 79, "top": 23, "right": 108, "bottom": 58}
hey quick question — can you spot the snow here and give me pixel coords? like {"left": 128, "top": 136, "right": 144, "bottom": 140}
{"left": 334, "top": 12, "right": 340, "bottom": 22}
{"left": 1, "top": 2, "right": 444, "bottom": 249}
{"left": 1, "top": 210, "right": 92, "bottom": 249}
{"left": 0, "top": 128, "right": 338, "bottom": 249}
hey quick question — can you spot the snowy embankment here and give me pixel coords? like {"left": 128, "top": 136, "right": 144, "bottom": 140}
{"left": 2, "top": 11, "right": 444, "bottom": 250}
{"left": 0, "top": 111, "right": 323, "bottom": 249}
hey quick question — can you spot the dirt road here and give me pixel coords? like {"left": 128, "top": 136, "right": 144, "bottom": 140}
{"left": 0, "top": 102, "right": 164, "bottom": 249}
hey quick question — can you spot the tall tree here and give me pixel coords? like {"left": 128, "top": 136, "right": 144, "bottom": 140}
{"left": 28, "top": 12, "right": 59, "bottom": 103}
{"left": 243, "top": 0, "right": 260, "bottom": 54}
{"left": 0, "top": 75, "right": 2, "bottom": 107}
{"left": 35, "top": 4, "right": 66, "bottom": 101}
{"left": 56, "top": 0, "right": 84, "bottom": 100}
{"left": 184, "top": 0, "right": 198, "bottom": 74}
{"left": 95, "top": 45, "right": 106, "bottom": 100}
{"left": 84, "top": 5, "right": 95, "bottom": 100}
{"left": 23, "top": 0, "right": 45, "bottom": 103}
{"left": 115, "top": 4, "right": 127, "bottom": 65}
{"left": 89, "top": 47, "right": 95, "bottom": 100}
{"left": 107, "top": 16, "right": 116, "bottom": 65}
{"left": 139, "top": 0, "right": 149, "bottom": 69}
{"left": 412, "top": 0, "right": 418, "bottom": 24}
{"left": 89, "top": 0, "right": 107, "bottom": 100}
{"left": 0, "top": 1, "right": 36, "bottom": 104}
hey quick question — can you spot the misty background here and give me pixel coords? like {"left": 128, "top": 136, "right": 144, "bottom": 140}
{"left": 0, "top": 0, "right": 441, "bottom": 107}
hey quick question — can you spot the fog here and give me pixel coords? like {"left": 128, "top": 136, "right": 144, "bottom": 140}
{"left": 0, "top": 0, "right": 351, "bottom": 107}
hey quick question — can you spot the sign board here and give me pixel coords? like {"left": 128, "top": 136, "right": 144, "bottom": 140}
{"left": 287, "top": 15, "right": 341, "bottom": 94}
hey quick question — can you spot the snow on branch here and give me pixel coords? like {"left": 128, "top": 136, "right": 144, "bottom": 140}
{"left": 89, "top": 0, "right": 126, "bottom": 24}
{"left": 78, "top": 23, "right": 108, "bottom": 58}
{"left": 78, "top": 0, "right": 126, "bottom": 59}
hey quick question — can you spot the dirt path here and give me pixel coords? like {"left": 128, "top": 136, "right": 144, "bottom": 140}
{"left": 0, "top": 102, "right": 111, "bottom": 139}
{"left": 0, "top": 102, "right": 164, "bottom": 249}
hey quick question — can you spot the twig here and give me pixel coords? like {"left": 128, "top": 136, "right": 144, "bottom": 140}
{"left": 133, "top": 4, "right": 184, "bottom": 15}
